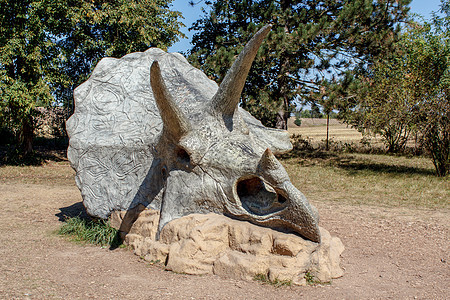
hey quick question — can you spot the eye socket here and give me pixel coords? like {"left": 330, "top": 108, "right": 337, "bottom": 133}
{"left": 176, "top": 147, "right": 191, "bottom": 165}
{"left": 277, "top": 194, "right": 287, "bottom": 204}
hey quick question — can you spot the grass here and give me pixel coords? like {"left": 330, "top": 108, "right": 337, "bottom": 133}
{"left": 58, "top": 216, "right": 122, "bottom": 248}
{"left": 282, "top": 121, "right": 449, "bottom": 210}
{"left": 0, "top": 159, "right": 75, "bottom": 186}
{"left": 282, "top": 152, "right": 448, "bottom": 209}
{"left": 253, "top": 273, "right": 292, "bottom": 287}
{"left": 304, "top": 271, "right": 330, "bottom": 285}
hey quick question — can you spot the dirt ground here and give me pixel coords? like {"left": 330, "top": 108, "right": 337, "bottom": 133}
{"left": 0, "top": 165, "right": 449, "bottom": 299}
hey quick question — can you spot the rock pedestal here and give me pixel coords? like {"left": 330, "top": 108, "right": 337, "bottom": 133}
{"left": 110, "top": 208, "right": 344, "bottom": 285}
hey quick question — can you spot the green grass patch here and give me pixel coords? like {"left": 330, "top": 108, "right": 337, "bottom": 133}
{"left": 58, "top": 216, "right": 122, "bottom": 248}
{"left": 253, "top": 273, "right": 292, "bottom": 287}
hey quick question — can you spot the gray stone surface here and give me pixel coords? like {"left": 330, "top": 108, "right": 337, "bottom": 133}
{"left": 67, "top": 25, "right": 321, "bottom": 242}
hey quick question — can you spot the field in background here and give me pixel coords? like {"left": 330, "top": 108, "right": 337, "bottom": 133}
{"left": 283, "top": 153, "right": 448, "bottom": 209}
{"left": 278, "top": 118, "right": 448, "bottom": 210}
{"left": 287, "top": 118, "right": 384, "bottom": 146}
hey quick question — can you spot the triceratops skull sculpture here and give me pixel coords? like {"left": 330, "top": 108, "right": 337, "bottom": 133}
{"left": 66, "top": 25, "right": 321, "bottom": 242}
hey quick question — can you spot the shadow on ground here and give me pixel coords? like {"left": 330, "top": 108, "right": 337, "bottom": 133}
{"left": 281, "top": 150, "right": 436, "bottom": 176}
{"left": 0, "top": 147, "right": 67, "bottom": 166}
{"left": 56, "top": 201, "right": 90, "bottom": 222}
{"left": 334, "top": 159, "right": 436, "bottom": 176}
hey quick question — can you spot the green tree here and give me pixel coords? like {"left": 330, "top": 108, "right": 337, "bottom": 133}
{"left": 0, "top": 0, "right": 183, "bottom": 157}
{"left": 188, "top": 0, "right": 410, "bottom": 129}
{"left": 0, "top": 0, "right": 62, "bottom": 154}
{"left": 338, "top": 55, "right": 415, "bottom": 153}
{"left": 56, "top": 0, "right": 184, "bottom": 109}
{"left": 339, "top": 2, "right": 449, "bottom": 175}
{"left": 408, "top": 7, "right": 449, "bottom": 176}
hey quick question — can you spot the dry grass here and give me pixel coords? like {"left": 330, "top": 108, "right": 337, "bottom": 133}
{"left": 288, "top": 118, "right": 417, "bottom": 149}
{"left": 282, "top": 153, "right": 449, "bottom": 210}
{"left": 0, "top": 160, "right": 75, "bottom": 186}
{"left": 289, "top": 120, "right": 365, "bottom": 142}
{"left": 282, "top": 119, "right": 448, "bottom": 210}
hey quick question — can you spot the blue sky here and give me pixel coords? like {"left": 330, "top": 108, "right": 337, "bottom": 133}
{"left": 168, "top": 0, "right": 444, "bottom": 53}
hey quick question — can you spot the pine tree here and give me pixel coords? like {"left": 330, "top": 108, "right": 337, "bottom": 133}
{"left": 188, "top": 0, "right": 411, "bottom": 129}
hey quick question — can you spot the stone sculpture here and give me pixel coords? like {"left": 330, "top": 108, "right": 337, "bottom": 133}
{"left": 66, "top": 25, "right": 321, "bottom": 243}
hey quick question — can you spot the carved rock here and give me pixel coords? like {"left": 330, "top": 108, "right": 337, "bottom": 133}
{"left": 111, "top": 209, "right": 344, "bottom": 285}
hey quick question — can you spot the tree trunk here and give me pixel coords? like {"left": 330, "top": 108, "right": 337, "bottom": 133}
{"left": 276, "top": 110, "right": 289, "bottom": 130}
{"left": 20, "top": 115, "right": 34, "bottom": 155}
{"left": 273, "top": 0, "right": 292, "bottom": 131}
{"left": 326, "top": 113, "right": 330, "bottom": 151}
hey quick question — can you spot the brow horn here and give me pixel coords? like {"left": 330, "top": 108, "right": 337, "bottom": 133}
{"left": 209, "top": 25, "right": 271, "bottom": 116}
{"left": 150, "top": 61, "right": 191, "bottom": 141}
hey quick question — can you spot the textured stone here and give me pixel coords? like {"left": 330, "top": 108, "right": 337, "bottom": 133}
{"left": 67, "top": 25, "right": 321, "bottom": 242}
{"left": 113, "top": 209, "right": 344, "bottom": 285}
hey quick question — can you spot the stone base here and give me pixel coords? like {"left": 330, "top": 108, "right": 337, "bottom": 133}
{"left": 110, "top": 207, "right": 344, "bottom": 285}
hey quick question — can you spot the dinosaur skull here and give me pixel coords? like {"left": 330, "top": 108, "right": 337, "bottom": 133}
{"left": 67, "top": 25, "right": 321, "bottom": 243}
{"left": 150, "top": 25, "right": 320, "bottom": 242}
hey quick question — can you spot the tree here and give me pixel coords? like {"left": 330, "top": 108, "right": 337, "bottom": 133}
{"left": 338, "top": 2, "right": 449, "bottom": 175}
{"left": 338, "top": 55, "right": 415, "bottom": 153}
{"left": 0, "top": 0, "right": 183, "bottom": 157}
{"left": 55, "top": 0, "right": 184, "bottom": 109}
{"left": 0, "top": 0, "right": 62, "bottom": 154}
{"left": 408, "top": 6, "right": 450, "bottom": 176}
{"left": 188, "top": 0, "right": 410, "bottom": 129}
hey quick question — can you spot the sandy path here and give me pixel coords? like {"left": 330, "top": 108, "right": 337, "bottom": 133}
{"left": 0, "top": 182, "right": 448, "bottom": 299}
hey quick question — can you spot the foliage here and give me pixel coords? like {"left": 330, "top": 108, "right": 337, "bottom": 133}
{"left": 253, "top": 273, "right": 292, "bottom": 287}
{"left": 338, "top": 2, "right": 449, "bottom": 175}
{"left": 0, "top": 0, "right": 183, "bottom": 157}
{"left": 188, "top": 0, "right": 410, "bottom": 128}
{"left": 58, "top": 216, "right": 121, "bottom": 247}
{"left": 0, "top": 0, "right": 60, "bottom": 154}
{"left": 339, "top": 55, "right": 414, "bottom": 153}
{"left": 55, "top": 0, "right": 184, "bottom": 108}
{"left": 294, "top": 115, "right": 302, "bottom": 126}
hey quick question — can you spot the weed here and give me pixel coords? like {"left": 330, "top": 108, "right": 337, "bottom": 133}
{"left": 149, "top": 259, "right": 161, "bottom": 265}
{"left": 304, "top": 271, "right": 330, "bottom": 285}
{"left": 304, "top": 271, "right": 316, "bottom": 285}
{"left": 253, "top": 273, "right": 292, "bottom": 287}
{"left": 58, "top": 216, "right": 122, "bottom": 248}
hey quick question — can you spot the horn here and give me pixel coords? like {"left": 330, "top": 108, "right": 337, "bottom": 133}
{"left": 150, "top": 61, "right": 191, "bottom": 141}
{"left": 260, "top": 148, "right": 280, "bottom": 171}
{"left": 210, "top": 24, "right": 272, "bottom": 116}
